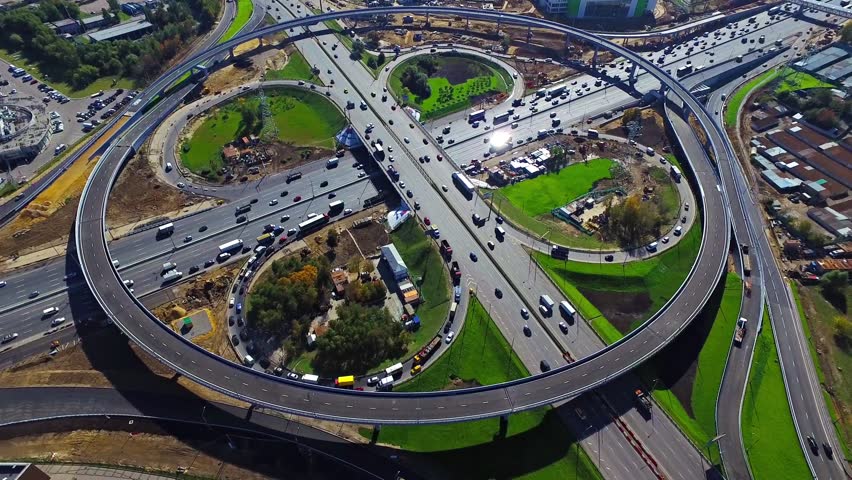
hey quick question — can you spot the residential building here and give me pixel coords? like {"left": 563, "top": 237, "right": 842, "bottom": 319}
{"left": 537, "top": 0, "right": 655, "bottom": 18}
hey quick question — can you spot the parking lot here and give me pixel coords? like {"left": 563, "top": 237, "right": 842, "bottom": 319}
{"left": 0, "top": 58, "right": 126, "bottom": 182}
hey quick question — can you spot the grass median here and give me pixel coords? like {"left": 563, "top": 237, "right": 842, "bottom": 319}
{"left": 366, "top": 297, "right": 602, "bottom": 480}
{"left": 220, "top": 0, "right": 254, "bottom": 44}
{"left": 742, "top": 310, "right": 811, "bottom": 479}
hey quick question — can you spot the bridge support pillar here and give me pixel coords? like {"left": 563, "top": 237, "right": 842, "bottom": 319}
{"left": 229, "top": 46, "right": 235, "bottom": 59}
{"left": 629, "top": 62, "right": 638, "bottom": 84}
{"left": 370, "top": 424, "right": 382, "bottom": 444}
{"left": 498, "top": 415, "right": 509, "bottom": 438}
{"left": 258, "top": 36, "right": 263, "bottom": 47}
{"left": 591, "top": 46, "right": 598, "bottom": 70}
{"left": 526, "top": 25, "right": 532, "bottom": 44}
{"left": 426, "top": 12, "right": 430, "bottom": 25}
{"left": 466, "top": 16, "right": 470, "bottom": 30}
{"left": 496, "top": 16, "right": 501, "bottom": 33}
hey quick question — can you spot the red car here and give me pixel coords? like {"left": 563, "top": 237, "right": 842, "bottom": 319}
{"left": 278, "top": 235, "right": 288, "bottom": 244}
{"left": 424, "top": 217, "right": 431, "bottom": 225}
{"left": 293, "top": 195, "right": 302, "bottom": 202}
{"left": 436, "top": 154, "right": 443, "bottom": 161}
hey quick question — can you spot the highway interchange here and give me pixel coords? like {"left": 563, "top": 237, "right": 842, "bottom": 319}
{"left": 0, "top": 1, "right": 849, "bottom": 479}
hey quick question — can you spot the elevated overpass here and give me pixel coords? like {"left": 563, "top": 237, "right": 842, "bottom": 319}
{"left": 76, "top": 7, "right": 732, "bottom": 424}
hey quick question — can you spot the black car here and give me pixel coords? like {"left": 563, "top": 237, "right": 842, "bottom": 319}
{"left": 236, "top": 215, "right": 247, "bottom": 223}
{"left": 237, "top": 316, "right": 244, "bottom": 327}
{"left": 495, "top": 288, "right": 503, "bottom": 298}
{"left": 806, "top": 436, "right": 819, "bottom": 454}
{"left": 320, "top": 180, "right": 329, "bottom": 187}
{"left": 239, "top": 330, "right": 249, "bottom": 341}
{"left": 231, "top": 334, "right": 240, "bottom": 346}
{"left": 470, "top": 252, "right": 478, "bottom": 262}
{"left": 250, "top": 198, "right": 258, "bottom": 204}
{"left": 604, "top": 254, "right": 614, "bottom": 262}
{"left": 523, "top": 325, "right": 532, "bottom": 337}
{"left": 228, "top": 316, "right": 235, "bottom": 326}
{"left": 823, "top": 442, "right": 833, "bottom": 459}
{"left": 328, "top": 192, "right": 336, "bottom": 199}
{"left": 239, "top": 287, "right": 245, "bottom": 295}
{"left": 280, "top": 190, "right": 289, "bottom": 197}
{"left": 189, "top": 265, "right": 200, "bottom": 273}
{"left": 204, "top": 259, "right": 215, "bottom": 268}
{"left": 443, "top": 322, "right": 452, "bottom": 334}
{"left": 540, "top": 360, "right": 551, "bottom": 372}
{"left": 199, "top": 225, "right": 208, "bottom": 232}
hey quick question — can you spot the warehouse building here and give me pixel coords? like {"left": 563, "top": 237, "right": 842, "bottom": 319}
{"left": 537, "top": 0, "right": 655, "bottom": 17}
{"left": 88, "top": 19, "right": 153, "bottom": 42}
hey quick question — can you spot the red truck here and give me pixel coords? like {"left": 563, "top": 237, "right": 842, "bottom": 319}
{"left": 450, "top": 261, "right": 461, "bottom": 285}
{"left": 440, "top": 240, "right": 453, "bottom": 259}
{"left": 413, "top": 335, "right": 442, "bottom": 365}
{"left": 634, "top": 389, "right": 652, "bottom": 411}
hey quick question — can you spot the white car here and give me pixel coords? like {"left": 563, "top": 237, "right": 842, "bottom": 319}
{"left": 441, "top": 185, "right": 448, "bottom": 192}
{"left": 445, "top": 331, "right": 455, "bottom": 343}
{"left": 269, "top": 199, "right": 278, "bottom": 206}
{"left": 403, "top": 137, "right": 410, "bottom": 143}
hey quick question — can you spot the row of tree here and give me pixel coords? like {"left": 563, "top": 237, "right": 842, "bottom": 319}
{"left": 601, "top": 194, "right": 667, "bottom": 247}
{"left": 775, "top": 88, "right": 852, "bottom": 130}
{"left": 0, "top": 0, "right": 219, "bottom": 90}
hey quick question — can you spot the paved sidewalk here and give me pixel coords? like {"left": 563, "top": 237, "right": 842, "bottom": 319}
{"left": 37, "top": 464, "right": 177, "bottom": 480}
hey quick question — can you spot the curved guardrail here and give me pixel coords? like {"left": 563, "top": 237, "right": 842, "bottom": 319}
{"left": 76, "top": 7, "right": 733, "bottom": 424}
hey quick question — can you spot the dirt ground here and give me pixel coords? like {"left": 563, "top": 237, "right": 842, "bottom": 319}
{"left": 348, "top": 220, "right": 390, "bottom": 257}
{"left": 602, "top": 107, "right": 672, "bottom": 152}
{"left": 151, "top": 263, "right": 243, "bottom": 363}
{"left": 301, "top": 206, "right": 389, "bottom": 268}
{"left": 106, "top": 142, "right": 208, "bottom": 227}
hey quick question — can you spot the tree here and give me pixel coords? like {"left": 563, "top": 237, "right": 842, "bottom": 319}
{"left": 401, "top": 67, "right": 430, "bottom": 98}
{"left": 313, "top": 304, "right": 408, "bottom": 374}
{"left": 366, "top": 56, "right": 377, "bottom": 69}
{"left": 327, "top": 229, "right": 339, "bottom": 249}
{"left": 843, "top": 22, "right": 852, "bottom": 45}
{"left": 238, "top": 103, "right": 259, "bottom": 135}
{"left": 70, "top": 64, "right": 99, "bottom": 89}
{"left": 377, "top": 51, "right": 386, "bottom": 66}
{"left": 602, "top": 194, "right": 662, "bottom": 247}
{"left": 416, "top": 56, "right": 438, "bottom": 76}
{"left": 834, "top": 316, "right": 851, "bottom": 350}
{"left": 501, "top": 35, "right": 511, "bottom": 52}
{"left": 365, "top": 31, "right": 381, "bottom": 49}
{"left": 820, "top": 270, "right": 848, "bottom": 310}
{"left": 350, "top": 39, "right": 365, "bottom": 60}
{"left": 107, "top": 0, "right": 120, "bottom": 12}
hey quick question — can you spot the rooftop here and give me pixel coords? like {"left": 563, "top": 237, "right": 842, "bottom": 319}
{"left": 88, "top": 19, "right": 153, "bottom": 42}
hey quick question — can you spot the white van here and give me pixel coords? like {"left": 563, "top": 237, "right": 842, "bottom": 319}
{"left": 51, "top": 317, "right": 66, "bottom": 326}
{"left": 646, "top": 242, "right": 659, "bottom": 252}
{"left": 244, "top": 355, "right": 255, "bottom": 366}
{"left": 495, "top": 226, "right": 506, "bottom": 238}
{"left": 301, "top": 373, "right": 319, "bottom": 384}
{"left": 54, "top": 144, "right": 66, "bottom": 155}
{"left": 674, "top": 225, "right": 683, "bottom": 236}
{"left": 229, "top": 296, "right": 235, "bottom": 308}
{"left": 165, "top": 162, "right": 173, "bottom": 172}
{"left": 43, "top": 307, "right": 59, "bottom": 316}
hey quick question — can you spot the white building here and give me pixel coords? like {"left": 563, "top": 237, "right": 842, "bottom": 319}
{"left": 381, "top": 244, "right": 409, "bottom": 281}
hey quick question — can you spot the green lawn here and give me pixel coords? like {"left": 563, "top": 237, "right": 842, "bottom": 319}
{"left": 0, "top": 181, "right": 18, "bottom": 198}
{"left": 775, "top": 70, "right": 835, "bottom": 94}
{"left": 491, "top": 159, "right": 618, "bottom": 250}
{"left": 500, "top": 159, "right": 616, "bottom": 217}
{"left": 742, "top": 311, "right": 811, "bottom": 479}
{"left": 0, "top": 48, "right": 135, "bottom": 98}
{"left": 724, "top": 69, "right": 780, "bottom": 127}
{"left": 220, "top": 0, "right": 254, "bottom": 43}
{"left": 792, "top": 283, "right": 852, "bottom": 459}
{"left": 389, "top": 54, "right": 512, "bottom": 120}
{"left": 265, "top": 49, "right": 320, "bottom": 83}
{"left": 535, "top": 220, "right": 703, "bottom": 343}
{"left": 369, "top": 297, "right": 602, "bottom": 480}
{"left": 181, "top": 87, "right": 345, "bottom": 179}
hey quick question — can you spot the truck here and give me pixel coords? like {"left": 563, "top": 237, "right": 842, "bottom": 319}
{"left": 235, "top": 204, "right": 252, "bottom": 215}
{"left": 540, "top": 294, "right": 555, "bottom": 313}
{"left": 373, "top": 143, "right": 384, "bottom": 159}
{"left": 449, "top": 301, "right": 458, "bottom": 320}
{"left": 385, "top": 362, "right": 403, "bottom": 377}
{"left": 162, "top": 270, "right": 183, "bottom": 283}
{"left": 387, "top": 165, "right": 399, "bottom": 180}
{"left": 450, "top": 261, "right": 461, "bottom": 284}
{"left": 328, "top": 200, "right": 344, "bottom": 214}
{"left": 559, "top": 300, "right": 576, "bottom": 320}
{"left": 634, "top": 389, "right": 652, "bottom": 411}
{"left": 413, "top": 335, "right": 442, "bottom": 365}
{"left": 326, "top": 158, "right": 339, "bottom": 168}
{"left": 377, "top": 376, "right": 394, "bottom": 391}
{"left": 440, "top": 240, "right": 453, "bottom": 259}
{"left": 218, "top": 239, "right": 243, "bottom": 254}
{"left": 335, "top": 375, "right": 355, "bottom": 388}
{"left": 162, "top": 261, "right": 177, "bottom": 273}
{"left": 676, "top": 65, "right": 693, "bottom": 77}
{"left": 468, "top": 109, "right": 486, "bottom": 123}
{"left": 256, "top": 233, "right": 274, "bottom": 245}
{"left": 451, "top": 171, "right": 475, "bottom": 199}
{"left": 734, "top": 317, "right": 748, "bottom": 346}
{"left": 156, "top": 223, "right": 174, "bottom": 238}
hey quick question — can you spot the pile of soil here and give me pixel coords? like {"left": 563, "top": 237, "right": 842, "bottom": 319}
{"left": 581, "top": 289, "right": 653, "bottom": 333}
{"left": 434, "top": 56, "right": 491, "bottom": 84}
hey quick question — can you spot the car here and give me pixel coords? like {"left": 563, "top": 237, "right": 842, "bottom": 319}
{"left": 343, "top": 208, "right": 353, "bottom": 215}
{"left": 495, "top": 287, "right": 502, "bottom": 298}
{"left": 1, "top": 333, "right": 18, "bottom": 344}
{"left": 189, "top": 265, "right": 200, "bottom": 273}
{"left": 367, "top": 376, "right": 380, "bottom": 386}
{"left": 523, "top": 324, "right": 532, "bottom": 337}
{"left": 280, "top": 215, "right": 290, "bottom": 222}
{"left": 496, "top": 216, "right": 503, "bottom": 224}
{"left": 445, "top": 331, "right": 455, "bottom": 343}
{"left": 398, "top": 181, "right": 406, "bottom": 189}
{"left": 487, "top": 241, "right": 495, "bottom": 250}
{"left": 662, "top": 236, "right": 670, "bottom": 244}
{"left": 0, "top": 281, "right": 5, "bottom": 287}
{"left": 406, "top": 190, "right": 413, "bottom": 198}
{"left": 806, "top": 436, "right": 819, "bottom": 454}
{"left": 280, "top": 190, "right": 289, "bottom": 197}
{"left": 269, "top": 199, "right": 278, "bottom": 206}
{"left": 358, "top": 172, "right": 366, "bottom": 178}
{"left": 294, "top": 195, "right": 302, "bottom": 202}
{"left": 521, "top": 308, "right": 529, "bottom": 319}
{"left": 823, "top": 442, "right": 833, "bottom": 459}
{"left": 204, "top": 259, "right": 215, "bottom": 268}
{"left": 441, "top": 185, "right": 448, "bottom": 192}
{"left": 198, "top": 225, "right": 208, "bottom": 232}
{"left": 423, "top": 217, "right": 431, "bottom": 226}
{"left": 29, "top": 291, "right": 40, "bottom": 298}
{"left": 604, "top": 254, "right": 614, "bottom": 262}
{"left": 231, "top": 334, "right": 240, "bottom": 346}
{"left": 559, "top": 322, "right": 569, "bottom": 333}
{"left": 320, "top": 180, "right": 328, "bottom": 188}
{"left": 470, "top": 252, "right": 478, "bottom": 262}
{"left": 422, "top": 138, "right": 428, "bottom": 145}
{"left": 540, "top": 360, "right": 551, "bottom": 372}
{"left": 682, "top": 215, "right": 687, "bottom": 224}
{"left": 184, "top": 235, "right": 193, "bottom": 243}
{"left": 684, "top": 203, "right": 689, "bottom": 211}
{"left": 328, "top": 192, "right": 336, "bottom": 199}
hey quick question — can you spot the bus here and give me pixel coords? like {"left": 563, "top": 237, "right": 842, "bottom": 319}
{"left": 769, "top": 5, "right": 781, "bottom": 15}
{"left": 335, "top": 375, "right": 355, "bottom": 388}
{"left": 328, "top": 200, "right": 344, "bottom": 214}
{"left": 297, "top": 214, "right": 329, "bottom": 235}
{"left": 493, "top": 111, "right": 511, "bottom": 124}
{"left": 559, "top": 300, "right": 576, "bottom": 320}
{"left": 156, "top": 223, "right": 174, "bottom": 238}
{"left": 449, "top": 301, "right": 458, "bottom": 319}
{"left": 451, "top": 171, "right": 475, "bottom": 199}
{"left": 235, "top": 204, "right": 251, "bottom": 215}
{"left": 676, "top": 65, "right": 693, "bottom": 77}
{"left": 218, "top": 239, "right": 243, "bottom": 254}
{"left": 373, "top": 143, "right": 384, "bottom": 159}
{"left": 468, "top": 109, "right": 486, "bottom": 123}
{"left": 743, "top": 255, "right": 751, "bottom": 277}
{"left": 385, "top": 362, "right": 403, "bottom": 377}
{"left": 549, "top": 85, "right": 566, "bottom": 97}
